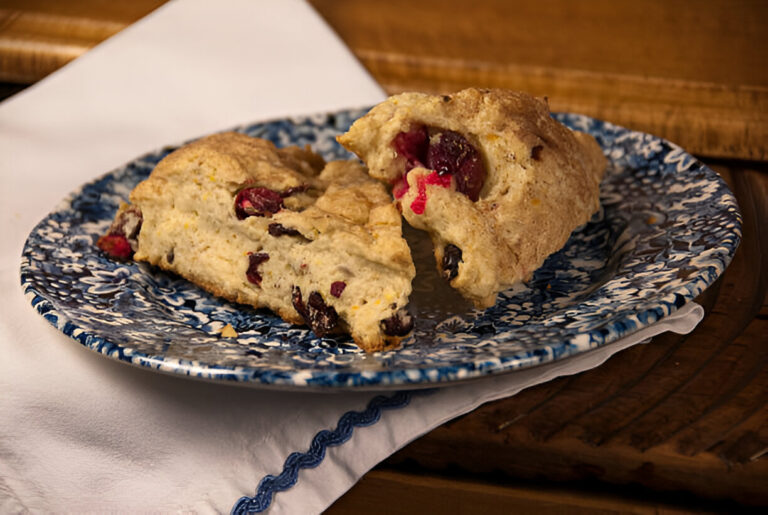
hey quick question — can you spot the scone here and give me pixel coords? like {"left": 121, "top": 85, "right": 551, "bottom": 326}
{"left": 98, "top": 132, "right": 415, "bottom": 352}
{"left": 338, "top": 88, "right": 606, "bottom": 308}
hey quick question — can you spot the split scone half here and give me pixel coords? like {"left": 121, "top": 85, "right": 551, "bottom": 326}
{"left": 338, "top": 88, "right": 606, "bottom": 308}
{"left": 98, "top": 132, "right": 415, "bottom": 352}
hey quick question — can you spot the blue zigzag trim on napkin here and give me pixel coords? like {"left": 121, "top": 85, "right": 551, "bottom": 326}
{"left": 231, "top": 390, "right": 414, "bottom": 514}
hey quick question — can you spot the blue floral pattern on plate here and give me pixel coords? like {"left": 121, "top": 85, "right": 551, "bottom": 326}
{"left": 20, "top": 109, "right": 742, "bottom": 389}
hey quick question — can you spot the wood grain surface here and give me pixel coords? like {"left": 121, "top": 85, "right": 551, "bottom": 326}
{"left": 309, "top": 0, "right": 768, "bottom": 161}
{"left": 328, "top": 469, "right": 719, "bottom": 515}
{"left": 2, "top": 1, "right": 765, "bottom": 512}
{"left": 2, "top": 1, "right": 767, "bottom": 160}
{"left": 0, "top": 0, "right": 165, "bottom": 82}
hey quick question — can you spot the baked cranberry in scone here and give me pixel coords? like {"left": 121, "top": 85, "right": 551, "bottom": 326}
{"left": 98, "top": 132, "right": 415, "bottom": 352}
{"left": 338, "top": 88, "right": 606, "bottom": 308}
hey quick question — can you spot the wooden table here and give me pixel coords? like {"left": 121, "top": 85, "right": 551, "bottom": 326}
{"left": 3, "top": 1, "right": 765, "bottom": 512}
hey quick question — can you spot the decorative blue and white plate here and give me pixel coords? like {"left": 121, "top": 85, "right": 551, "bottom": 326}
{"left": 20, "top": 109, "right": 741, "bottom": 389}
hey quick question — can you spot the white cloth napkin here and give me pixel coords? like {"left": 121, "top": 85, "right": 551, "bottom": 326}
{"left": 0, "top": 0, "right": 705, "bottom": 512}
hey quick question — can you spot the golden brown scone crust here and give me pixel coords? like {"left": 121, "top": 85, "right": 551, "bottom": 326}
{"left": 128, "top": 132, "right": 415, "bottom": 352}
{"left": 338, "top": 88, "right": 606, "bottom": 308}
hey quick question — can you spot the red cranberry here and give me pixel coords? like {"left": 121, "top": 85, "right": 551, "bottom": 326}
{"left": 393, "top": 127, "right": 487, "bottom": 203}
{"left": 330, "top": 281, "right": 346, "bottom": 298}
{"left": 392, "top": 125, "right": 428, "bottom": 171}
{"left": 441, "top": 244, "right": 462, "bottom": 281}
{"left": 96, "top": 234, "right": 133, "bottom": 260}
{"left": 380, "top": 309, "right": 414, "bottom": 337}
{"left": 426, "top": 130, "right": 486, "bottom": 201}
{"left": 291, "top": 286, "right": 339, "bottom": 336}
{"left": 307, "top": 292, "right": 338, "bottom": 334}
{"left": 246, "top": 252, "right": 269, "bottom": 286}
{"left": 235, "top": 187, "right": 284, "bottom": 219}
{"left": 97, "top": 205, "right": 143, "bottom": 260}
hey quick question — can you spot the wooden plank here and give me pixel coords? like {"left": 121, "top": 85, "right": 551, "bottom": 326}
{"left": 309, "top": 0, "right": 768, "bottom": 160}
{"left": 0, "top": 0, "right": 165, "bottom": 82}
{"left": 2, "top": 1, "right": 766, "bottom": 159}
{"left": 311, "top": 0, "right": 768, "bottom": 87}
{"left": 327, "top": 469, "right": 720, "bottom": 514}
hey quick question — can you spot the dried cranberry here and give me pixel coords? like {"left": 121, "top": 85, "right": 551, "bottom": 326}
{"left": 392, "top": 125, "right": 428, "bottom": 172}
{"left": 380, "top": 309, "right": 414, "bottom": 337}
{"left": 441, "top": 244, "right": 462, "bottom": 281}
{"left": 392, "top": 126, "right": 487, "bottom": 202}
{"left": 426, "top": 130, "right": 486, "bottom": 201}
{"left": 330, "top": 281, "right": 346, "bottom": 298}
{"left": 268, "top": 223, "right": 301, "bottom": 237}
{"left": 235, "top": 187, "right": 284, "bottom": 219}
{"left": 291, "top": 286, "right": 339, "bottom": 336}
{"left": 307, "top": 292, "right": 339, "bottom": 335}
{"left": 531, "top": 144, "right": 543, "bottom": 161}
{"left": 97, "top": 205, "right": 143, "bottom": 260}
{"left": 246, "top": 252, "right": 269, "bottom": 286}
{"left": 96, "top": 234, "right": 133, "bottom": 260}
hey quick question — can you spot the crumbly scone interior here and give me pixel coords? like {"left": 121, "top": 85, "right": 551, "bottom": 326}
{"left": 338, "top": 88, "right": 606, "bottom": 308}
{"left": 128, "top": 132, "right": 415, "bottom": 352}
